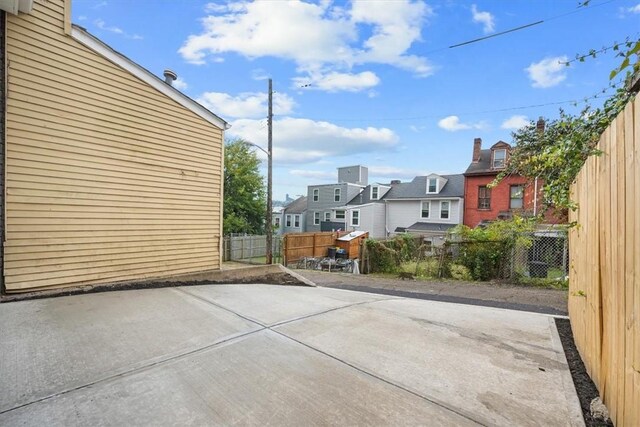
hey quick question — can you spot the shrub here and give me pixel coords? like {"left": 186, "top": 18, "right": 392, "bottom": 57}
{"left": 449, "top": 264, "right": 472, "bottom": 281}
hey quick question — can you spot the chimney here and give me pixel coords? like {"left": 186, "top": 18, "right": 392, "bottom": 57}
{"left": 163, "top": 69, "right": 177, "bottom": 86}
{"left": 536, "top": 117, "right": 545, "bottom": 134}
{"left": 472, "top": 138, "right": 482, "bottom": 163}
{"left": 390, "top": 180, "right": 401, "bottom": 185}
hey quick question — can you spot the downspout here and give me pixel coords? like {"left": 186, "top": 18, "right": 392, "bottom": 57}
{"left": 533, "top": 177, "right": 538, "bottom": 216}
{"left": 384, "top": 199, "right": 389, "bottom": 236}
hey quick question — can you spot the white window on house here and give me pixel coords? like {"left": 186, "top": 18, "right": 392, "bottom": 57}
{"left": 312, "top": 188, "right": 319, "bottom": 202}
{"left": 334, "top": 188, "right": 341, "bottom": 202}
{"left": 478, "top": 186, "right": 491, "bottom": 209}
{"left": 510, "top": 185, "right": 524, "bottom": 209}
{"left": 335, "top": 210, "right": 345, "bottom": 220}
{"left": 324, "top": 211, "right": 331, "bottom": 221}
{"left": 294, "top": 215, "right": 300, "bottom": 228}
{"left": 351, "top": 210, "right": 360, "bottom": 226}
{"left": 371, "top": 186, "right": 379, "bottom": 200}
{"left": 274, "top": 217, "right": 281, "bottom": 227}
{"left": 421, "top": 201, "right": 430, "bottom": 218}
{"left": 314, "top": 212, "right": 320, "bottom": 225}
{"left": 440, "top": 201, "right": 450, "bottom": 219}
{"left": 427, "top": 178, "right": 438, "bottom": 193}
{"left": 492, "top": 149, "right": 506, "bottom": 168}
{"left": 285, "top": 215, "right": 292, "bottom": 227}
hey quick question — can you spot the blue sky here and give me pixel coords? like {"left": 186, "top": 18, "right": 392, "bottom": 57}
{"left": 73, "top": 0, "right": 640, "bottom": 201}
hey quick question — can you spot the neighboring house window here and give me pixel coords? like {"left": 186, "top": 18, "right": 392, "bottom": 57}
{"left": 440, "top": 201, "right": 450, "bottom": 219}
{"left": 351, "top": 210, "right": 360, "bottom": 226}
{"left": 335, "top": 210, "right": 345, "bottom": 220}
{"left": 371, "top": 186, "right": 379, "bottom": 200}
{"left": 334, "top": 188, "right": 341, "bottom": 202}
{"left": 294, "top": 215, "right": 301, "bottom": 228}
{"left": 274, "top": 217, "right": 281, "bottom": 227}
{"left": 492, "top": 149, "right": 506, "bottom": 168}
{"left": 478, "top": 186, "right": 491, "bottom": 209}
{"left": 285, "top": 215, "right": 292, "bottom": 227}
{"left": 421, "top": 201, "right": 430, "bottom": 218}
{"left": 427, "top": 178, "right": 438, "bottom": 193}
{"left": 510, "top": 185, "right": 524, "bottom": 209}
{"left": 313, "top": 188, "right": 319, "bottom": 202}
{"left": 324, "top": 212, "right": 331, "bottom": 221}
{"left": 314, "top": 212, "right": 320, "bottom": 225}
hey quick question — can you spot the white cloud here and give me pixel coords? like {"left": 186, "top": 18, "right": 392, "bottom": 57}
{"left": 172, "top": 77, "right": 188, "bottom": 91}
{"left": 525, "top": 56, "right": 568, "bottom": 88}
{"left": 197, "top": 92, "right": 295, "bottom": 119}
{"left": 94, "top": 18, "right": 143, "bottom": 40}
{"left": 293, "top": 71, "right": 380, "bottom": 92}
{"left": 251, "top": 68, "right": 270, "bottom": 81}
{"left": 368, "top": 166, "right": 425, "bottom": 180}
{"left": 626, "top": 4, "right": 640, "bottom": 13}
{"left": 94, "top": 18, "right": 123, "bottom": 34}
{"left": 501, "top": 115, "right": 530, "bottom": 130}
{"left": 438, "top": 115, "right": 486, "bottom": 132}
{"left": 179, "top": 0, "right": 434, "bottom": 90}
{"left": 471, "top": 4, "right": 495, "bottom": 34}
{"left": 78, "top": 15, "right": 87, "bottom": 21}
{"left": 228, "top": 117, "right": 399, "bottom": 164}
{"left": 289, "top": 170, "right": 335, "bottom": 180}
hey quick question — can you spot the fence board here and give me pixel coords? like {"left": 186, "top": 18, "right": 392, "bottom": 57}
{"left": 283, "top": 232, "right": 341, "bottom": 264}
{"left": 569, "top": 95, "right": 639, "bottom": 426}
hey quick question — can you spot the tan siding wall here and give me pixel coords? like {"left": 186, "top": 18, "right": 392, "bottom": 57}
{"left": 4, "top": 0, "right": 224, "bottom": 292}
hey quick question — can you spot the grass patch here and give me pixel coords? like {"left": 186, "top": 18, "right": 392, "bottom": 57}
{"left": 515, "top": 276, "right": 569, "bottom": 290}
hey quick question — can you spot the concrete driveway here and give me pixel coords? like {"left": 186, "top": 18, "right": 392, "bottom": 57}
{"left": 0, "top": 284, "right": 582, "bottom": 426}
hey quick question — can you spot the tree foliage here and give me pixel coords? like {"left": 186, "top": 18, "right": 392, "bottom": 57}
{"left": 223, "top": 139, "right": 266, "bottom": 235}
{"left": 493, "top": 38, "right": 638, "bottom": 213}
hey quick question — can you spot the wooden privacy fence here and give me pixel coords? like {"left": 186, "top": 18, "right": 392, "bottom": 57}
{"left": 569, "top": 93, "right": 639, "bottom": 426}
{"left": 283, "top": 232, "right": 343, "bottom": 265}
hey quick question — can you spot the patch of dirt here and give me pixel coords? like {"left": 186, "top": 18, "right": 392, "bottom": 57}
{"left": 296, "top": 270, "right": 568, "bottom": 315}
{"left": 555, "top": 318, "right": 612, "bottom": 427}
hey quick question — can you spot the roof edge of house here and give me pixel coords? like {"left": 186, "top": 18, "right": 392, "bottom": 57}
{"left": 70, "top": 25, "right": 229, "bottom": 131}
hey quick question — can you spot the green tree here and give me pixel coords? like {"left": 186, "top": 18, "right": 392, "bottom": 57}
{"left": 224, "top": 139, "right": 266, "bottom": 235}
{"left": 493, "top": 36, "right": 638, "bottom": 213}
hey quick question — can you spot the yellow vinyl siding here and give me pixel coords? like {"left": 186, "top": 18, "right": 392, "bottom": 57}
{"left": 4, "top": 0, "right": 224, "bottom": 291}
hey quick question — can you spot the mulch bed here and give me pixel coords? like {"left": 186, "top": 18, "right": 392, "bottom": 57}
{"left": 555, "top": 318, "right": 613, "bottom": 427}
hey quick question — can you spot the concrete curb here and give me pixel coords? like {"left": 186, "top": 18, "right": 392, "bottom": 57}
{"left": 1, "top": 264, "right": 316, "bottom": 303}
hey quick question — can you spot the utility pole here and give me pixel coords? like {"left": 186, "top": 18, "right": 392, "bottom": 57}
{"left": 266, "top": 78, "right": 273, "bottom": 264}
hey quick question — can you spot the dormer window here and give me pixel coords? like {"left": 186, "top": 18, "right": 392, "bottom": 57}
{"left": 312, "top": 188, "right": 319, "bottom": 202}
{"left": 492, "top": 149, "right": 506, "bottom": 168}
{"left": 371, "top": 186, "right": 379, "bottom": 200}
{"left": 427, "top": 178, "right": 438, "bottom": 193}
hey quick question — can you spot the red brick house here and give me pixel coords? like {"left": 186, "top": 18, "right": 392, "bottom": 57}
{"left": 463, "top": 138, "right": 538, "bottom": 227}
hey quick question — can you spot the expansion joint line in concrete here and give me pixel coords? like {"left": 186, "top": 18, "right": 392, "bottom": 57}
{"left": 175, "top": 288, "right": 488, "bottom": 426}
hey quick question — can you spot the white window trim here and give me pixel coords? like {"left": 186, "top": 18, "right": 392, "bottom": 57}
{"left": 334, "top": 188, "right": 341, "bottom": 202}
{"left": 285, "top": 214, "right": 292, "bottom": 227}
{"left": 492, "top": 149, "right": 507, "bottom": 169}
{"left": 440, "top": 201, "right": 450, "bottom": 220}
{"left": 351, "top": 209, "right": 360, "bottom": 227}
{"left": 294, "top": 215, "right": 300, "bottom": 228}
{"left": 312, "top": 188, "right": 319, "bottom": 202}
{"left": 335, "top": 210, "right": 345, "bottom": 220}
{"left": 371, "top": 186, "right": 379, "bottom": 200}
{"left": 426, "top": 178, "right": 439, "bottom": 194}
{"left": 420, "top": 201, "right": 431, "bottom": 219}
{"left": 324, "top": 211, "right": 331, "bottom": 221}
{"left": 314, "top": 212, "right": 320, "bottom": 225}
{"left": 274, "top": 217, "right": 281, "bottom": 227}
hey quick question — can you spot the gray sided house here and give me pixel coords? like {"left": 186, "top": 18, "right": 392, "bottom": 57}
{"left": 306, "top": 165, "right": 367, "bottom": 232}
{"left": 385, "top": 174, "right": 465, "bottom": 245}
{"left": 344, "top": 183, "right": 392, "bottom": 238}
{"left": 282, "top": 196, "right": 307, "bottom": 234}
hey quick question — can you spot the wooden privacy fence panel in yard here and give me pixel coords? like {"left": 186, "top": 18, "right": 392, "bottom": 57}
{"left": 569, "top": 94, "right": 639, "bottom": 426}
{"left": 283, "top": 232, "right": 341, "bottom": 265}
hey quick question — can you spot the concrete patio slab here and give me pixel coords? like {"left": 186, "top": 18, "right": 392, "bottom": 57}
{"left": 181, "top": 284, "right": 391, "bottom": 325}
{"left": 276, "top": 298, "right": 582, "bottom": 426}
{"left": 0, "top": 330, "right": 478, "bottom": 426}
{"left": 0, "top": 284, "right": 582, "bottom": 426}
{"left": 0, "top": 288, "right": 259, "bottom": 413}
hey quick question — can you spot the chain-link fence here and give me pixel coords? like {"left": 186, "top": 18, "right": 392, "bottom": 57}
{"left": 509, "top": 231, "right": 568, "bottom": 279}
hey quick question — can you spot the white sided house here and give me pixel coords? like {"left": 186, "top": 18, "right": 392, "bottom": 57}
{"left": 344, "top": 183, "right": 391, "bottom": 238}
{"left": 384, "top": 174, "right": 465, "bottom": 245}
